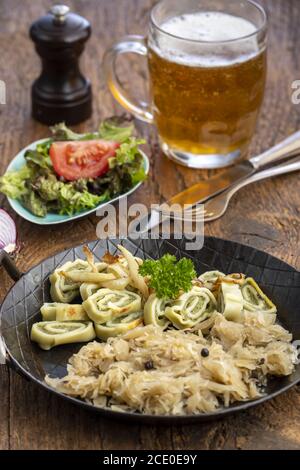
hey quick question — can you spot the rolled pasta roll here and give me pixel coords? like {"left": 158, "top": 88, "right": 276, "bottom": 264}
{"left": 143, "top": 294, "right": 170, "bottom": 328}
{"left": 50, "top": 270, "right": 76, "bottom": 303}
{"left": 80, "top": 283, "right": 100, "bottom": 301}
{"left": 50, "top": 259, "right": 107, "bottom": 303}
{"left": 219, "top": 282, "right": 244, "bottom": 322}
{"left": 40, "top": 303, "right": 58, "bottom": 321}
{"left": 198, "top": 271, "right": 225, "bottom": 289}
{"left": 94, "top": 312, "right": 143, "bottom": 340}
{"left": 40, "top": 303, "right": 89, "bottom": 321}
{"left": 241, "top": 278, "right": 277, "bottom": 314}
{"left": 83, "top": 288, "right": 142, "bottom": 323}
{"left": 165, "top": 286, "right": 217, "bottom": 329}
{"left": 31, "top": 321, "right": 96, "bottom": 350}
{"left": 56, "top": 304, "right": 89, "bottom": 321}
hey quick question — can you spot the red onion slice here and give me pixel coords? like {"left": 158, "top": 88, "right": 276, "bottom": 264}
{"left": 0, "top": 209, "right": 17, "bottom": 254}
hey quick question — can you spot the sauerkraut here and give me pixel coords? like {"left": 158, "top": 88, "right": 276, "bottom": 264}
{"left": 46, "top": 312, "right": 297, "bottom": 415}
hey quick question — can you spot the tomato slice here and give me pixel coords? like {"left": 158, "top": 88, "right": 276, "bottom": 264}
{"left": 49, "top": 140, "right": 120, "bottom": 181}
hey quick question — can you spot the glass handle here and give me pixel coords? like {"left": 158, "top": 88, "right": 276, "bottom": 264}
{"left": 103, "top": 35, "right": 154, "bottom": 123}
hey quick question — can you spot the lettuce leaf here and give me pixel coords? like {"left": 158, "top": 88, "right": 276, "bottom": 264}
{"left": 51, "top": 116, "right": 134, "bottom": 143}
{"left": 131, "top": 159, "right": 147, "bottom": 185}
{"left": 0, "top": 166, "right": 32, "bottom": 199}
{"left": 32, "top": 175, "right": 64, "bottom": 201}
{"left": 58, "top": 184, "right": 108, "bottom": 216}
{"left": 108, "top": 138, "right": 146, "bottom": 188}
{"left": 109, "top": 138, "right": 145, "bottom": 168}
{"left": 22, "top": 190, "right": 47, "bottom": 217}
{"left": 32, "top": 175, "right": 108, "bottom": 215}
{"left": 25, "top": 140, "right": 52, "bottom": 169}
{"left": 50, "top": 122, "right": 97, "bottom": 141}
{"left": 99, "top": 118, "right": 134, "bottom": 142}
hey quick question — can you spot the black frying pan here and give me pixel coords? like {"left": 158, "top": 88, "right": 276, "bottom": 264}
{"left": 0, "top": 236, "right": 299, "bottom": 424}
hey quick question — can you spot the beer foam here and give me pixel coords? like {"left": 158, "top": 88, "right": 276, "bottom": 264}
{"left": 161, "top": 12, "right": 257, "bottom": 42}
{"left": 151, "top": 11, "right": 262, "bottom": 67}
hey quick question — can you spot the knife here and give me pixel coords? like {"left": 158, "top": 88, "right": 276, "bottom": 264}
{"left": 168, "top": 131, "right": 300, "bottom": 207}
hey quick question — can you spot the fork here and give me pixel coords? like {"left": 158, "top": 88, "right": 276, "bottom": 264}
{"left": 186, "top": 156, "right": 300, "bottom": 222}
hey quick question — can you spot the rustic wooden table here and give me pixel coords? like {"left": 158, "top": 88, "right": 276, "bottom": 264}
{"left": 0, "top": 0, "right": 299, "bottom": 451}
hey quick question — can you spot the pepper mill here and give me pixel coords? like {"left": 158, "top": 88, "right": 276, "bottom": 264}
{"left": 30, "top": 4, "right": 92, "bottom": 125}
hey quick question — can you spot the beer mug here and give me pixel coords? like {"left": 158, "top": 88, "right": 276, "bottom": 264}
{"left": 104, "top": 0, "right": 267, "bottom": 169}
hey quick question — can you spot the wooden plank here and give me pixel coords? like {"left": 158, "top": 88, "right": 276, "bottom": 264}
{"left": 0, "top": 366, "right": 9, "bottom": 450}
{"left": 0, "top": 0, "right": 299, "bottom": 450}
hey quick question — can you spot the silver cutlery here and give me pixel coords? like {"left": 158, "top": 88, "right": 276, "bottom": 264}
{"left": 138, "top": 155, "right": 300, "bottom": 234}
{"left": 185, "top": 156, "right": 300, "bottom": 222}
{"left": 168, "top": 131, "right": 300, "bottom": 207}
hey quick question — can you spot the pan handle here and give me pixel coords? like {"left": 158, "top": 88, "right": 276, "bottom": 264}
{"left": 0, "top": 249, "right": 23, "bottom": 281}
{"left": 0, "top": 249, "right": 23, "bottom": 366}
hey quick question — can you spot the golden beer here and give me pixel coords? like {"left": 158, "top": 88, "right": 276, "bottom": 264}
{"left": 147, "top": 10, "right": 267, "bottom": 162}
{"left": 148, "top": 48, "right": 266, "bottom": 157}
{"left": 104, "top": 1, "right": 267, "bottom": 168}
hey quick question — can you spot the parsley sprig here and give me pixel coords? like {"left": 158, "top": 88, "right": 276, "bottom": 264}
{"left": 139, "top": 254, "right": 196, "bottom": 299}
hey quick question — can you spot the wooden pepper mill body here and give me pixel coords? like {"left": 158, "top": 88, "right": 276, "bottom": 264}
{"left": 30, "top": 5, "right": 92, "bottom": 125}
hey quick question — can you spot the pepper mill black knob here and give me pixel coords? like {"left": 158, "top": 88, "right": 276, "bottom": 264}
{"left": 30, "top": 4, "right": 92, "bottom": 125}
